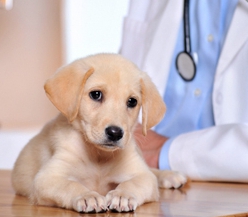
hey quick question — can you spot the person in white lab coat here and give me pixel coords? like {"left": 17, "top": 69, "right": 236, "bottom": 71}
{"left": 120, "top": 0, "right": 248, "bottom": 182}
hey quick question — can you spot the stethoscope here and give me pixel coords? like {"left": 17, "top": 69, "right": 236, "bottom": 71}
{"left": 176, "top": 0, "right": 196, "bottom": 81}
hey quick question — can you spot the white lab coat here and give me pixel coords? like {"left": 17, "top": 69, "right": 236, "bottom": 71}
{"left": 120, "top": 0, "right": 248, "bottom": 182}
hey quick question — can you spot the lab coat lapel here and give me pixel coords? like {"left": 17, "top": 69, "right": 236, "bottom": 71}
{"left": 216, "top": 0, "right": 248, "bottom": 76}
{"left": 142, "top": 0, "right": 183, "bottom": 97}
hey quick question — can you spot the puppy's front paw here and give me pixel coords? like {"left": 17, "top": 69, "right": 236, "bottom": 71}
{"left": 106, "top": 190, "right": 138, "bottom": 212}
{"left": 157, "top": 171, "right": 187, "bottom": 189}
{"left": 72, "top": 191, "right": 107, "bottom": 213}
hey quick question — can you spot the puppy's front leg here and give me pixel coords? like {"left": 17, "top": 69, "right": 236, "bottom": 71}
{"left": 106, "top": 172, "right": 158, "bottom": 212}
{"left": 32, "top": 172, "right": 107, "bottom": 213}
{"left": 151, "top": 168, "right": 187, "bottom": 188}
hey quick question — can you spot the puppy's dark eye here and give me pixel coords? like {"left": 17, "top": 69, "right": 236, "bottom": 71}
{"left": 127, "top": 97, "right": 137, "bottom": 108}
{"left": 89, "top": 91, "right": 103, "bottom": 101}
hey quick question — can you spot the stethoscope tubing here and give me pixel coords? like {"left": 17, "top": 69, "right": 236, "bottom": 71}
{"left": 175, "top": 0, "right": 196, "bottom": 82}
{"left": 183, "top": 0, "right": 191, "bottom": 53}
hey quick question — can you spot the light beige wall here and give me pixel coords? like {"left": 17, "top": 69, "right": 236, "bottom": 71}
{"left": 0, "top": 0, "right": 62, "bottom": 129}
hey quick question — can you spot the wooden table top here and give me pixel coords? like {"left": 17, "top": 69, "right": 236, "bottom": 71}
{"left": 1, "top": 170, "right": 248, "bottom": 217}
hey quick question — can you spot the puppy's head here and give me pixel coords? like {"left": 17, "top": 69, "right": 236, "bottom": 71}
{"left": 44, "top": 54, "right": 166, "bottom": 151}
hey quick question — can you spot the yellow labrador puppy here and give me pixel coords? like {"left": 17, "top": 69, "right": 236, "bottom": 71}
{"left": 12, "top": 54, "right": 186, "bottom": 213}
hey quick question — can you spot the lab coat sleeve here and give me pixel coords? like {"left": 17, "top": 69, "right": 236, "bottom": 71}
{"left": 169, "top": 123, "right": 248, "bottom": 182}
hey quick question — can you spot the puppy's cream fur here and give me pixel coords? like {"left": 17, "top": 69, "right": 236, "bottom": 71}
{"left": 12, "top": 54, "right": 186, "bottom": 213}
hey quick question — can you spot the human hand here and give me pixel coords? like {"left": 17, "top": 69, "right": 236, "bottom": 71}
{"left": 134, "top": 124, "right": 168, "bottom": 168}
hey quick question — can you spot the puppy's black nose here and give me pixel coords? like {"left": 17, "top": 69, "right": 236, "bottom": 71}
{"left": 105, "top": 126, "right": 123, "bottom": 142}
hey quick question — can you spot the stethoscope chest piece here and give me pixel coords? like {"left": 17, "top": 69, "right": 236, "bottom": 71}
{"left": 176, "top": 0, "right": 196, "bottom": 82}
{"left": 176, "top": 51, "right": 196, "bottom": 81}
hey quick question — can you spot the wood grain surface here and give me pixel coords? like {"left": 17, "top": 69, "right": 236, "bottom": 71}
{"left": 1, "top": 170, "right": 248, "bottom": 217}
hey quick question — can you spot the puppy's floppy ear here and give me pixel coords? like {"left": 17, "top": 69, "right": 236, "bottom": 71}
{"left": 44, "top": 60, "right": 94, "bottom": 122}
{"left": 140, "top": 74, "right": 166, "bottom": 136}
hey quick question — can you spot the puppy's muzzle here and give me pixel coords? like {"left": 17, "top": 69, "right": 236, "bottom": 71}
{"left": 105, "top": 126, "right": 123, "bottom": 143}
